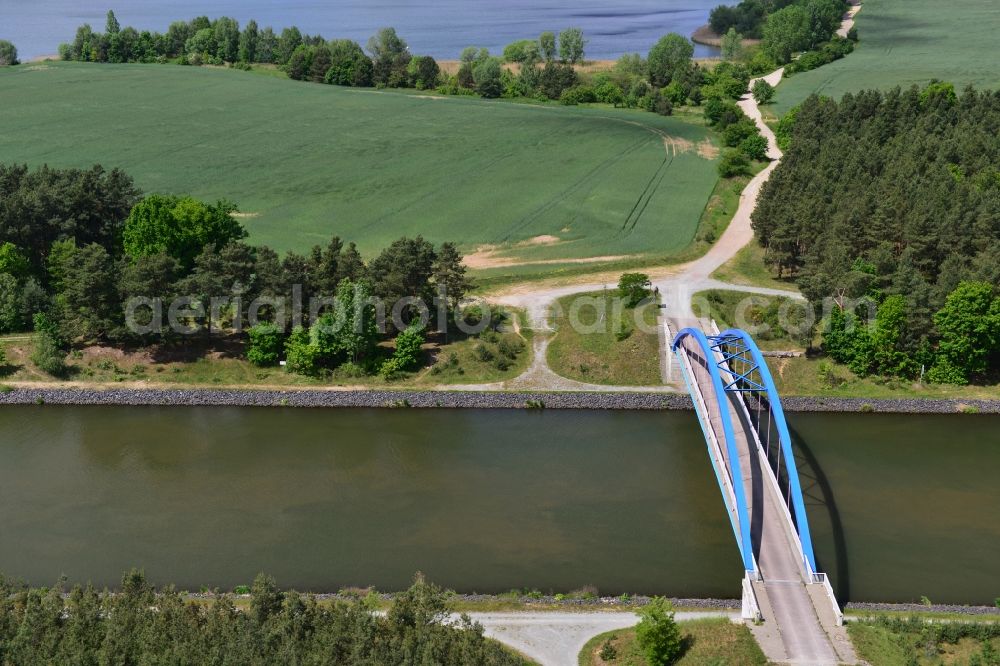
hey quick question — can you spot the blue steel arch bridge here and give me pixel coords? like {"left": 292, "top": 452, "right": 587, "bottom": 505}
{"left": 672, "top": 326, "right": 857, "bottom": 665}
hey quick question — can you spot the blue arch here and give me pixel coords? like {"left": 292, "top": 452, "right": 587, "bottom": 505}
{"left": 717, "top": 329, "right": 818, "bottom": 573}
{"left": 672, "top": 328, "right": 755, "bottom": 573}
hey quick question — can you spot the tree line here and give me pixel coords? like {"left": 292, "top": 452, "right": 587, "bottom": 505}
{"left": 58, "top": 9, "right": 777, "bottom": 132}
{"left": 0, "top": 570, "right": 527, "bottom": 665}
{"left": 0, "top": 163, "right": 473, "bottom": 379}
{"left": 752, "top": 83, "right": 1000, "bottom": 384}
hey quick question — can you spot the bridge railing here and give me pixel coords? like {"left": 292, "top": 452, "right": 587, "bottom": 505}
{"left": 709, "top": 329, "right": 819, "bottom": 576}
{"left": 671, "top": 327, "right": 757, "bottom": 576}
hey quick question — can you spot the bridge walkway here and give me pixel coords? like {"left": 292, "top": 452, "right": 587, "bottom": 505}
{"left": 674, "top": 329, "right": 855, "bottom": 664}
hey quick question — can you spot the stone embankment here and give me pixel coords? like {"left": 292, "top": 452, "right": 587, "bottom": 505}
{"left": 0, "top": 386, "right": 998, "bottom": 413}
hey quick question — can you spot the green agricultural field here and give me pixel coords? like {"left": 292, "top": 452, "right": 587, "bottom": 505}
{"left": 0, "top": 62, "right": 720, "bottom": 270}
{"left": 774, "top": 0, "right": 1000, "bottom": 115}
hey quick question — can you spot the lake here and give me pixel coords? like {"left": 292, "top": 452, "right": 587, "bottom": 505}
{"left": 0, "top": 0, "right": 722, "bottom": 61}
{"left": 0, "top": 405, "right": 996, "bottom": 604}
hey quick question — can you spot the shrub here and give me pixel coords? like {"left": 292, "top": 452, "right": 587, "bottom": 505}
{"left": 635, "top": 597, "right": 682, "bottom": 665}
{"left": 718, "top": 150, "right": 751, "bottom": 177}
{"left": 599, "top": 636, "right": 618, "bottom": 661}
{"left": 723, "top": 117, "right": 758, "bottom": 147}
{"left": 740, "top": 133, "right": 769, "bottom": 161}
{"left": 473, "top": 344, "right": 494, "bottom": 362}
{"left": 246, "top": 322, "right": 284, "bottom": 367}
{"left": 560, "top": 85, "right": 596, "bottom": 105}
{"left": 752, "top": 78, "right": 775, "bottom": 104}
{"left": 31, "top": 330, "right": 68, "bottom": 377}
{"left": 389, "top": 325, "right": 425, "bottom": 371}
{"left": 284, "top": 327, "right": 321, "bottom": 376}
{"left": 334, "top": 361, "right": 367, "bottom": 379}
{"left": 378, "top": 357, "right": 404, "bottom": 380}
{"left": 594, "top": 81, "right": 625, "bottom": 106}
{"left": 497, "top": 336, "right": 524, "bottom": 359}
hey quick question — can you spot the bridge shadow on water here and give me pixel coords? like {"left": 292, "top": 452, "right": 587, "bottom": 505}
{"left": 787, "top": 423, "right": 851, "bottom": 603}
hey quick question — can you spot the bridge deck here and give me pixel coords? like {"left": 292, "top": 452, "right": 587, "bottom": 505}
{"left": 677, "top": 334, "right": 841, "bottom": 664}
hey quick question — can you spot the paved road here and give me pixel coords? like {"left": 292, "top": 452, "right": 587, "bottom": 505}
{"left": 460, "top": 611, "right": 737, "bottom": 666}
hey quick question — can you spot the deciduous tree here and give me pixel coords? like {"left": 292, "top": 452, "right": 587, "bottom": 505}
{"left": 647, "top": 33, "right": 693, "bottom": 87}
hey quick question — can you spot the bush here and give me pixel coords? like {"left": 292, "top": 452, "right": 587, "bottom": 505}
{"left": 284, "top": 327, "right": 321, "bottom": 376}
{"left": 752, "top": 78, "right": 775, "bottom": 104}
{"left": 718, "top": 150, "right": 751, "bottom": 177}
{"left": 32, "top": 330, "right": 68, "bottom": 377}
{"left": 559, "top": 85, "right": 596, "bottom": 106}
{"left": 642, "top": 89, "right": 673, "bottom": 116}
{"left": 740, "top": 133, "right": 769, "bottom": 161}
{"left": 594, "top": 81, "right": 625, "bottom": 106}
{"left": 723, "top": 117, "right": 758, "bottom": 147}
{"left": 497, "top": 336, "right": 524, "bottom": 359}
{"left": 599, "top": 637, "right": 618, "bottom": 661}
{"left": 473, "top": 57, "right": 503, "bottom": 98}
{"left": 389, "top": 325, "right": 425, "bottom": 371}
{"left": 246, "top": 322, "right": 284, "bottom": 367}
{"left": 635, "top": 597, "right": 682, "bottom": 665}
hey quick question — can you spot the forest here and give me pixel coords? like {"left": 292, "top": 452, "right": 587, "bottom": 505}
{"left": 0, "top": 570, "right": 527, "bottom": 665}
{"left": 753, "top": 83, "right": 1000, "bottom": 384}
{"left": 0, "top": 163, "right": 476, "bottom": 380}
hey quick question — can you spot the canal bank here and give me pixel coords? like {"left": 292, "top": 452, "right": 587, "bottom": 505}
{"left": 0, "top": 384, "right": 998, "bottom": 413}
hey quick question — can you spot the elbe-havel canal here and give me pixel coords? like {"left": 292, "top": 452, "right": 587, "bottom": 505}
{"left": 0, "top": 406, "right": 996, "bottom": 604}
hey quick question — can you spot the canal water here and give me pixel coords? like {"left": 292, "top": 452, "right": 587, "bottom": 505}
{"left": 0, "top": 406, "right": 995, "bottom": 604}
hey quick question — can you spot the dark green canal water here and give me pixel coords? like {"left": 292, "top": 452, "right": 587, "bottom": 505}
{"left": 0, "top": 406, "right": 995, "bottom": 604}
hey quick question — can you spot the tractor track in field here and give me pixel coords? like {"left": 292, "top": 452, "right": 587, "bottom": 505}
{"left": 496, "top": 134, "right": 652, "bottom": 245}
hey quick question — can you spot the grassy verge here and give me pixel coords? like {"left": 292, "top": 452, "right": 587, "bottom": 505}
{"left": 547, "top": 290, "right": 662, "bottom": 386}
{"left": 689, "top": 292, "right": 1000, "bottom": 400}
{"left": 847, "top": 617, "right": 1000, "bottom": 666}
{"left": 692, "top": 289, "right": 812, "bottom": 351}
{"left": 709, "top": 242, "right": 797, "bottom": 292}
{"left": 578, "top": 619, "right": 766, "bottom": 666}
{"left": 767, "top": 355, "right": 1000, "bottom": 401}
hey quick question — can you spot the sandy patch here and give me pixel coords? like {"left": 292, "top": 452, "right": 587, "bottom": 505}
{"left": 80, "top": 345, "right": 154, "bottom": 364}
{"left": 697, "top": 139, "right": 721, "bottom": 159}
{"left": 412, "top": 94, "right": 447, "bottom": 100}
{"left": 464, "top": 244, "right": 630, "bottom": 270}
{"left": 21, "top": 65, "right": 51, "bottom": 72}
{"left": 664, "top": 135, "right": 695, "bottom": 157}
{"left": 230, "top": 212, "right": 260, "bottom": 219}
{"left": 523, "top": 234, "right": 560, "bottom": 246}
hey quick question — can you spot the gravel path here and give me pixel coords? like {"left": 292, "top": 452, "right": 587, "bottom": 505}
{"left": 488, "top": 65, "right": 799, "bottom": 391}
{"left": 463, "top": 611, "right": 738, "bottom": 666}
